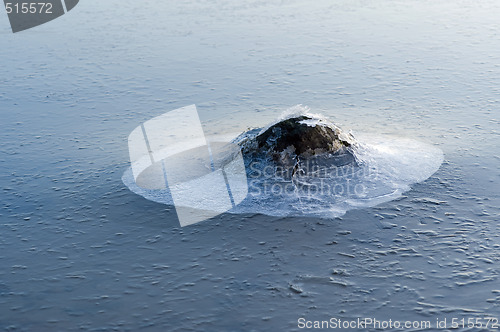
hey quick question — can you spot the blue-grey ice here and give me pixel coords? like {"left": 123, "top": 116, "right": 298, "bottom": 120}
{"left": 122, "top": 106, "right": 443, "bottom": 220}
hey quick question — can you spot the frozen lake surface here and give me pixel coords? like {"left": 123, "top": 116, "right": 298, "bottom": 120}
{"left": 1, "top": 0, "right": 500, "bottom": 331}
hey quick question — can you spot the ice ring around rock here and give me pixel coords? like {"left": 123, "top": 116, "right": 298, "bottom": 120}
{"left": 122, "top": 105, "right": 444, "bottom": 221}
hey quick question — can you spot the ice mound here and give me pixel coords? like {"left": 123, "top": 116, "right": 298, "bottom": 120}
{"left": 122, "top": 106, "right": 444, "bottom": 221}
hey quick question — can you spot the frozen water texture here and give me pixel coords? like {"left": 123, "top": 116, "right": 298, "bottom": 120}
{"left": 122, "top": 107, "right": 443, "bottom": 220}
{"left": 2, "top": 0, "right": 500, "bottom": 331}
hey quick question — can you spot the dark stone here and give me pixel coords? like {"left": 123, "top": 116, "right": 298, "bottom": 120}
{"left": 239, "top": 115, "right": 358, "bottom": 177}
{"left": 256, "top": 116, "right": 352, "bottom": 156}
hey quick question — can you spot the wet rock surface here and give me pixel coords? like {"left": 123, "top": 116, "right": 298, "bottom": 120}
{"left": 257, "top": 116, "right": 351, "bottom": 154}
{"left": 240, "top": 115, "right": 358, "bottom": 171}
